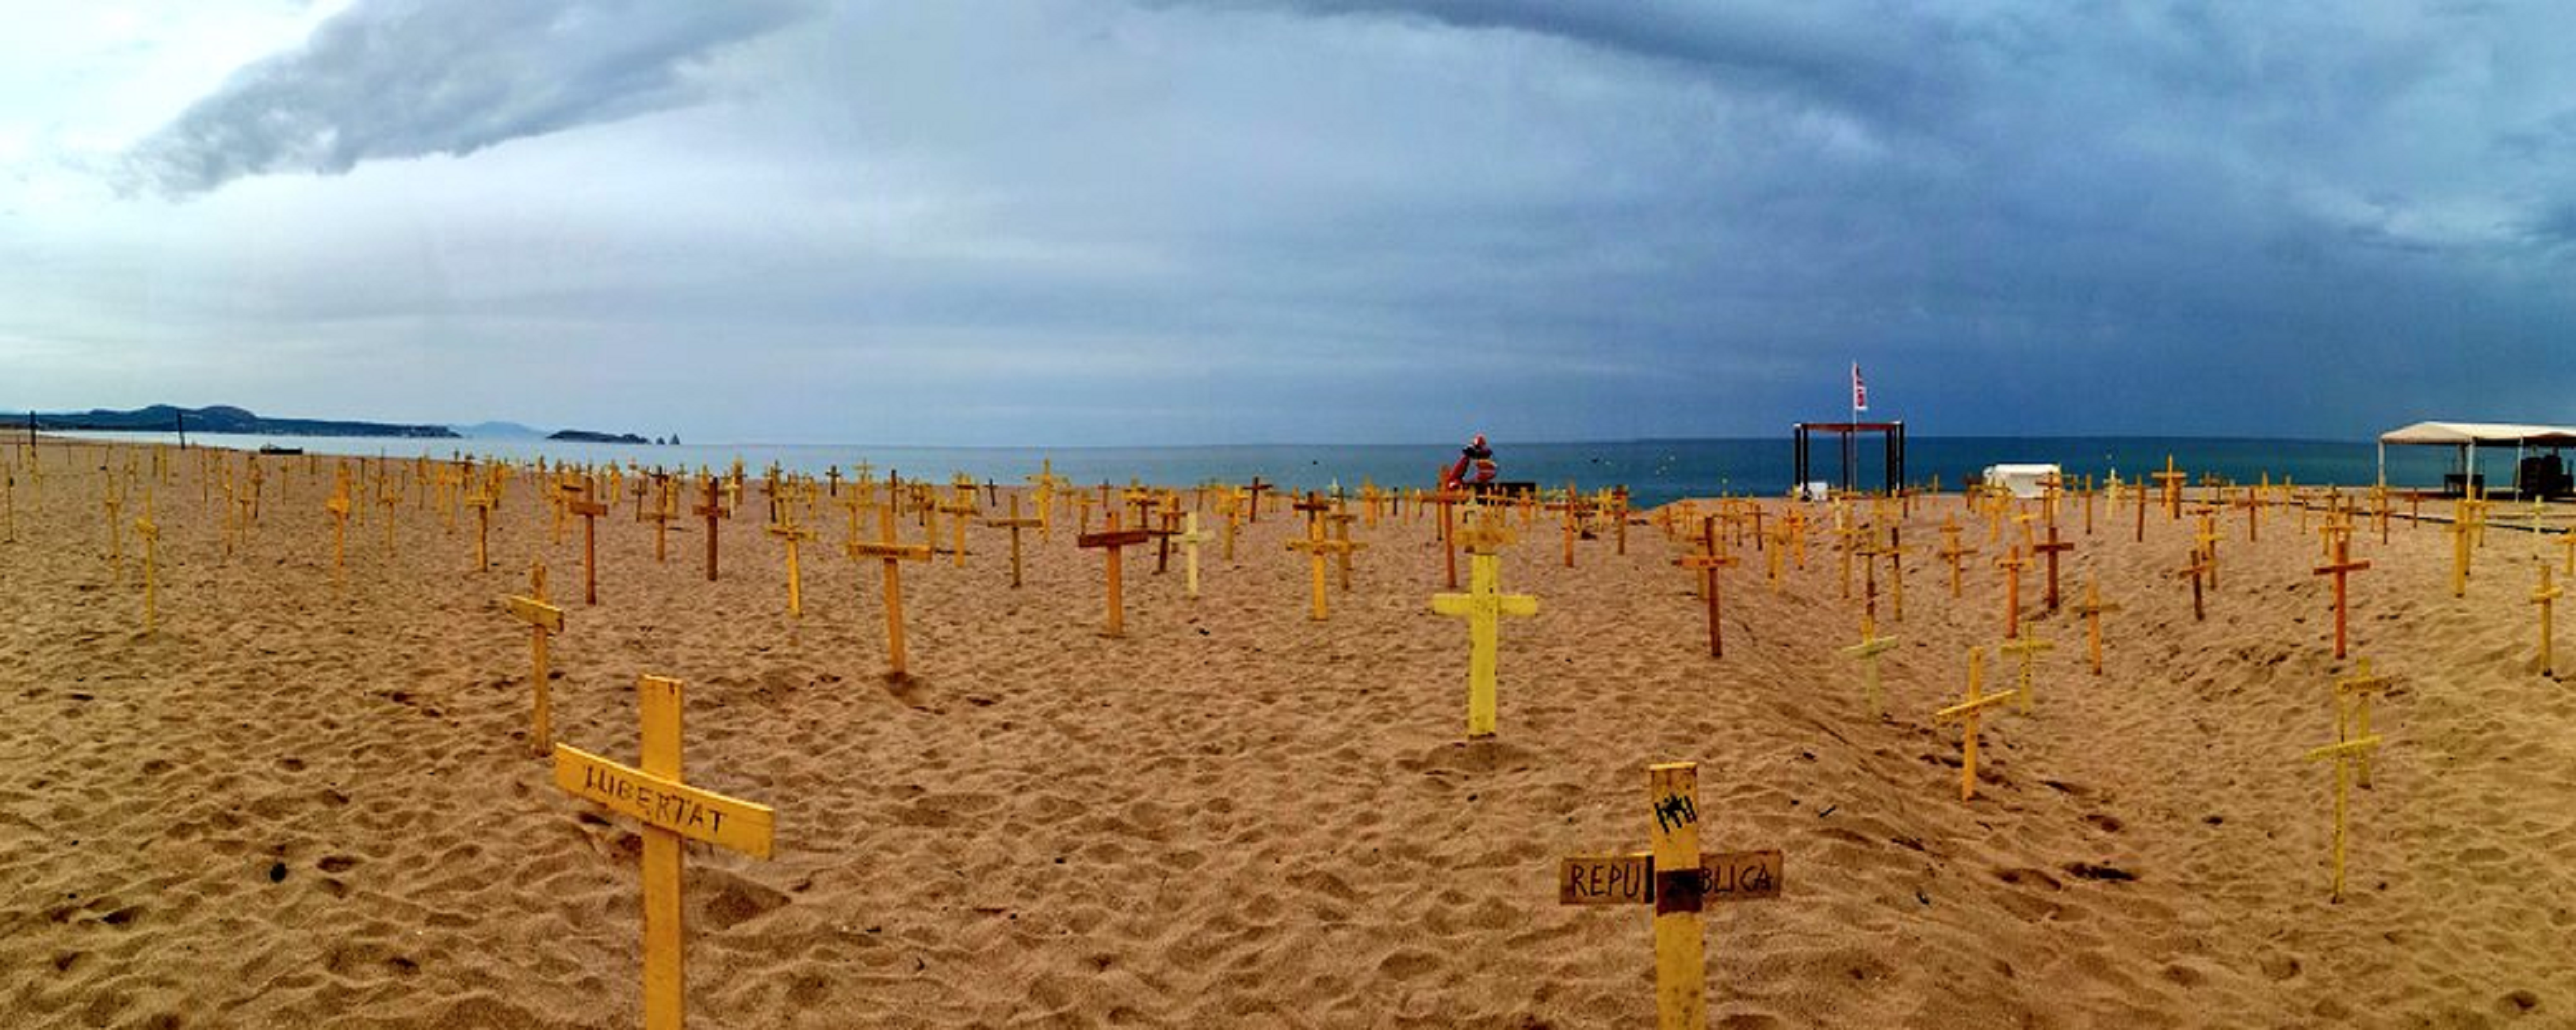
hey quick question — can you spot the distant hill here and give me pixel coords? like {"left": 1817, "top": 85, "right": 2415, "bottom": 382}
{"left": 25, "top": 404, "right": 457, "bottom": 438}
{"left": 548, "top": 429, "right": 651, "bottom": 444}
{"left": 454, "top": 421, "right": 545, "bottom": 439}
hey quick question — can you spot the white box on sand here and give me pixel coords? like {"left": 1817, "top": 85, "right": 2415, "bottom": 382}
{"left": 1983, "top": 464, "right": 2060, "bottom": 499}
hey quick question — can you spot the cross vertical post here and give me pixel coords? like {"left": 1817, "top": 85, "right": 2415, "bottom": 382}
{"left": 1935, "top": 647, "right": 2018, "bottom": 801}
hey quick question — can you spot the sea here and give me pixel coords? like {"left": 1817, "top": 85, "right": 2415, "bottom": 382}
{"left": 44, "top": 432, "right": 2502, "bottom": 512}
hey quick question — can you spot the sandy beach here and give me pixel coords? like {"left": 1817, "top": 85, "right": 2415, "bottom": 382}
{"left": 4, "top": 437, "right": 2571, "bottom": 1028}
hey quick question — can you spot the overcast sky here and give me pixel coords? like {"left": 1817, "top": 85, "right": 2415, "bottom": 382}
{"left": 4, "top": 1, "right": 2572, "bottom": 444}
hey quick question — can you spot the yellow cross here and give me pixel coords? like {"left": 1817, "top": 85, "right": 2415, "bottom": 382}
{"left": 1934, "top": 647, "right": 2018, "bottom": 801}
{"left": 1431, "top": 541, "right": 1538, "bottom": 738}
{"left": 552, "top": 675, "right": 776, "bottom": 1030}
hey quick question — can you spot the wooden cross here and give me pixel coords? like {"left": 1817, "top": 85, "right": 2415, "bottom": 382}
{"left": 2072, "top": 578, "right": 2120, "bottom": 675}
{"left": 2333, "top": 658, "right": 2394, "bottom": 788}
{"left": 1934, "top": 647, "right": 2018, "bottom": 801}
{"left": 1994, "top": 546, "right": 2028, "bottom": 639}
{"left": 1997, "top": 635, "right": 2054, "bottom": 715}
{"left": 102, "top": 486, "right": 125, "bottom": 579}
{"left": 2303, "top": 732, "right": 2382, "bottom": 902}
{"left": 1557, "top": 762, "right": 1783, "bottom": 1030}
{"left": 1325, "top": 508, "right": 1361, "bottom": 590}
{"left": 1219, "top": 492, "right": 1243, "bottom": 562}
{"left": 2151, "top": 454, "right": 2187, "bottom": 520}
{"left": 464, "top": 489, "right": 498, "bottom": 571}
{"left": 375, "top": 481, "right": 398, "bottom": 555}
{"left": 1429, "top": 490, "right": 1471, "bottom": 589}
{"left": 640, "top": 476, "right": 677, "bottom": 563}
{"left": 694, "top": 477, "right": 724, "bottom": 582}
{"left": 984, "top": 495, "right": 1041, "bottom": 589}
{"left": 2311, "top": 537, "right": 2371, "bottom": 659}
{"left": 136, "top": 513, "right": 159, "bottom": 633}
{"left": 1431, "top": 521, "right": 1537, "bottom": 738}
{"left": 1151, "top": 495, "right": 1184, "bottom": 574}
{"left": 2173, "top": 543, "right": 2211, "bottom": 620}
{"left": 2234, "top": 486, "right": 2263, "bottom": 543}
{"left": 1675, "top": 516, "right": 1735, "bottom": 658}
{"left": 505, "top": 562, "right": 564, "bottom": 755}
{"left": 568, "top": 488, "right": 609, "bottom": 606}
{"left": 1881, "top": 532, "right": 1908, "bottom": 624}
{"left": 1608, "top": 489, "right": 1630, "bottom": 555}
{"left": 2446, "top": 517, "right": 2471, "bottom": 599}
{"left": 2193, "top": 514, "right": 2222, "bottom": 592}
{"left": 2032, "top": 524, "right": 2073, "bottom": 613}
{"left": 1175, "top": 512, "right": 1213, "bottom": 599}
{"left": 552, "top": 674, "right": 776, "bottom": 1030}
{"left": 848, "top": 504, "right": 934, "bottom": 677}
{"left": 1242, "top": 476, "right": 1272, "bottom": 523}
{"left": 1292, "top": 490, "right": 1332, "bottom": 532}
{"left": 1286, "top": 515, "right": 1359, "bottom": 620}
{"left": 937, "top": 486, "right": 978, "bottom": 569}
{"left": 326, "top": 491, "right": 352, "bottom": 574}
{"left": 2558, "top": 530, "right": 2576, "bottom": 577}
{"left": 1554, "top": 490, "right": 1584, "bottom": 569}
{"left": 766, "top": 518, "right": 816, "bottom": 617}
{"left": 2534, "top": 562, "right": 2563, "bottom": 675}
{"left": 1077, "top": 510, "right": 1154, "bottom": 638}
{"left": 1936, "top": 520, "right": 1977, "bottom": 599}
{"left": 1840, "top": 613, "right": 1897, "bottom": 719}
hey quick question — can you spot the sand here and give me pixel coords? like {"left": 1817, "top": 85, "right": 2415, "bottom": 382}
{"left": 2, "top": 439, "right": 2571, "bottom": 1028}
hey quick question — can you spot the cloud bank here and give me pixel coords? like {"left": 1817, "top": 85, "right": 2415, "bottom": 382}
{"left": 119, "top": 0, "right": 813, "bottom": 196}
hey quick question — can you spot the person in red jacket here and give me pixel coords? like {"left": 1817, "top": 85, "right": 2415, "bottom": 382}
{"left": 1442, "top": 434, "right": 1497, "bottom": 492}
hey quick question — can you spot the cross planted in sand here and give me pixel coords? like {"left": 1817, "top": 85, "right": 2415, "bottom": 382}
{"left": 568, "top": 486, "right": 609, "bottom": 606}
{"left": 1241, "top": 476, "right": 1273, "bottom": 523}
{"left": 1079, "top": 509, "right": 1156, "bottom": 638}
{"left": 2150, "top": 454, "right": 2188, "bottom": 520}
{"left": 1935, "top": 647, "right": 2018, "bottom": 801}
{"left": 640, "top": 475, "right": 678, "bottom": 563}
{"left": 1674, "top": 515, "right": 1735, "bottom": 659}
{"left": 1432, "top": 517, "right": 1535, "bottom": 738}
{"left": 1285, "top": 509, "right": 1363, "bottom": 620}
{"left": 1997, "top": 635, "right": 2054, "bottom": 715}
{"left": 1840, "top": 609, "right": 1897, "bottom": 719}
{"left": 1557, "top": 761, "right": 1783, "bottom": 1030}
{"left": 2313, "top": 537, "right": 2371, "bottom": 659}
{"left": 1429, "top": 490, "right": 1473, "bottom": 589}
{"left": 2532, "top": 562, "right": 2562, "bottom": 675}
{"left": 2032, "top": 524, "right": 2073, "bottom": 614}
{"left": 2333, "top": 658, "right": 2393, "bottom": 789}
{"left": 694, "top": 476, "right": 726, "bottom": 582}
{"left": 937, "top": 483, "right": 979, "bottom": 569}
{"left": 2177, "top": 545, "right": 2213, "bottom": 622}
{"left": 1936, "top": 518, "right": 1977, "bottom": 600}
{"left": 373, "top": 480, "right": 399, "bottom": 555}
{"left": 101, "top": 478, "right": 125, "bottom": 579}
{"left": 505, "top": 561, "right": 566, "bottom": 756}
{"left": 464, "top": 487, "right": 498, "bottom": 572}
{"left": 1994, "top": 546, "right": 2028, "bottom": 639}
{"left": 2072, "top": 578, "right": 2119, "bottom": 675}
{"left": 326, "top": 490, "right": 353, "bottom": 574}
{"left": 2303, "top": 729, "right": 2382, "bottom": 902}
{"left": 766, "top": 517, "right": 816, "bottom": 618}
{"left": 984, "top": 495, "right": 1041, "bottom": 589}
{"left": 136, "top": 511, "right": 159, "bottom": 633}
{"left": 848, "top": 505, "right": 933, "bottom": 677}
{"left": 2193, "top": 513, "right": 2222, "bottom": 592}
{"left": 553, "top": 674, "right": 775, "bottom": 1030}
{"left": 1175, "top": 513, "right": 1213, "bottom": 599}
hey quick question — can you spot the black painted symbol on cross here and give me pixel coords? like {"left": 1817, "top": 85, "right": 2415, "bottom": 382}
{"left": 1653, "top": 794, "right": 1698, "bottom": 834}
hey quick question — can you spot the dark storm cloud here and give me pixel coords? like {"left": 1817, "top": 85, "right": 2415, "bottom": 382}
{"left": 118, "top": 0, "right": 814, "bottom": 197}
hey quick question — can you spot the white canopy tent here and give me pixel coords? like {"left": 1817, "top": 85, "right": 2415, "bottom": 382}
{"left": 2376, "top": 422, "right": 2576, "bottom": 494}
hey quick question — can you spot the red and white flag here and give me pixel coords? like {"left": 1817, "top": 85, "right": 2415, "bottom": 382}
{"left": 1851, "top": 363, "right": 1868, "bottom": 413}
